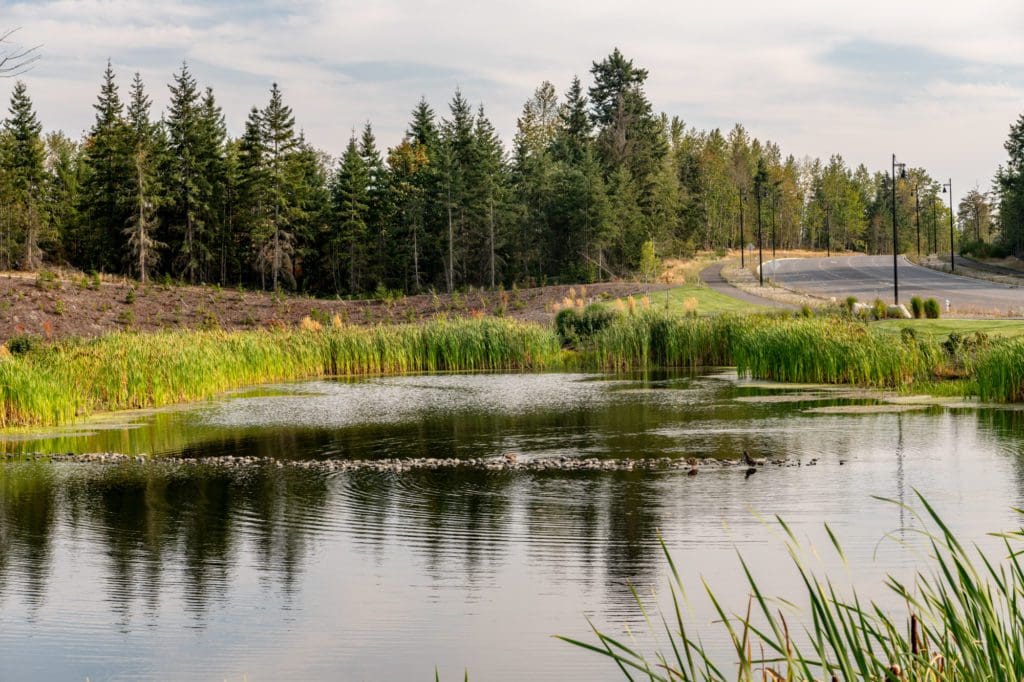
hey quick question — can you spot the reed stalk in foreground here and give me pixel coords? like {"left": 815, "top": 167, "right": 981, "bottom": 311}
{"left": 560, "top": 493, "right": 1024, "bottom": 681}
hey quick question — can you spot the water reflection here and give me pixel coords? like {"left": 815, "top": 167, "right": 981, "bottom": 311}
{"left": 3, "top": 373, "right": 1024, "bottom": 679}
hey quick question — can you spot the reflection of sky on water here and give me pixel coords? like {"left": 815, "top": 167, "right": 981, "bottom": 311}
{"left": 2, "top": 372, "right": 1024, "bottom": 679}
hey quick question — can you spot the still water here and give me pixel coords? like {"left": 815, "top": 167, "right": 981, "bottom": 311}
{"left": 2, "top": 371, "right": 1024, "bottom": 680}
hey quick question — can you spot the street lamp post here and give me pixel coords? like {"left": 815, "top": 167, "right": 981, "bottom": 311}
{"left": 913, "top": 183, "right": 922, "bottom": 258}
{"left": 824, "top": 201, "right": 831, "bottom": 258}
{"left": 756, "top": 185, "right": 765, "bottom": 287}
{"left": 738, "top": 187, "right": 746, "bottom": 268}
{"left": 891, "top": 154, "right": 906, "bottom": 304}
{"left": 942, "top": 179, "right": 955, "bottom": 272}
{"left": 931, "top": 192, "right": 937, "bottom": 255}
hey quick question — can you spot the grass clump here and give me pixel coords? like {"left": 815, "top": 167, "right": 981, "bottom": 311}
{"left": 562, "top": 494, "right": 1024, "bottom": 681}
{"left": 975, "top": 337, "right": 1024, "bottom": 402}
{"left": 924, "top": 297, "right": 941, "bottom": 319}
{"left": 731, "top": 317, "right": 940, "bottom": 387}
{"left": 910, "top": 295, "right": 924, "bottom": 319}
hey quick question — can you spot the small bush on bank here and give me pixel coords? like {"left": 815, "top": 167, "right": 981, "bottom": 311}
{"left": 924, "top": 297, "right": 941, "bottom": 319}
{"left": 910, "top": 296, "right": 924, "bottom": 319}
{"left": 872, "top": 298, "right": 887, "bottom": 320}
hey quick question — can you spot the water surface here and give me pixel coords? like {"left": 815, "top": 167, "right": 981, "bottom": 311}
{"left": 2, "top": 371, "right": 1024, "bottom": 680}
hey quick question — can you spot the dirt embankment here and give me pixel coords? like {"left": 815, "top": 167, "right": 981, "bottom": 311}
{"left": 0, "top": 272, "right": 666, "bottom": 342}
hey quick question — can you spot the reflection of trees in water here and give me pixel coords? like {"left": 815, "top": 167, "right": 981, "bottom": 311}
{"left": 975, "top": 408, "right": 1024, "bottom": 495}
{"left": 0, "top": 465, "right": 332, "bottom": 623}
{"left": 0, "top": 463, "right": 57, "bottom": 615}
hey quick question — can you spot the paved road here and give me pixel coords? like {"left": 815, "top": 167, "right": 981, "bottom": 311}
{"left": 698, "top": 262, "right": 796, "bottom": 309}
{"left": 764, "top": 255, "right": 1024, "bottom": 316}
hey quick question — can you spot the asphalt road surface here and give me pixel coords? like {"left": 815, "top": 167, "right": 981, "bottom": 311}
{"left": 764, "top": 255, "right": 1024, "bottom": 315}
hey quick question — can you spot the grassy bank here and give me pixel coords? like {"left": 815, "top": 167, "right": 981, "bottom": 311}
{"left": 3, "top": 308, "right": 1024, "bottom": 428}
{"left": 0, "top": 317, "right": 561, "bottom": 428}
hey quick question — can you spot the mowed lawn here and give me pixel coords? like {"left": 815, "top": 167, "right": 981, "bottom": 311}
{"left": 643, "top": 283, "right": 768, "bottom": 315}
{"left": 874, "top": 318, "right": 1024, "bottom": 339}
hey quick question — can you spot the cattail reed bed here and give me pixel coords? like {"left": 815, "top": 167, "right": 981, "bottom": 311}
{"left": 0, "top": 317, "right": 561, "bottom": 428}
{"left": 1, "top": 309, "right": 1019, "bottom": 429}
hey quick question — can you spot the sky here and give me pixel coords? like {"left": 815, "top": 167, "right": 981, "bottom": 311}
{"left": 3, "top": 0, "right": 1023, "bottom": 201}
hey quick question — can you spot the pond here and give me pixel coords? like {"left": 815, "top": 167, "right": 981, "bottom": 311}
{"left": 2, "top": 371, "right": 1024, "bottom": 680}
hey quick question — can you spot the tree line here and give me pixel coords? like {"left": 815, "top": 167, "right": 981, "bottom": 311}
{"left": 1, "top": 49, "right": 1007, "bottom": 296}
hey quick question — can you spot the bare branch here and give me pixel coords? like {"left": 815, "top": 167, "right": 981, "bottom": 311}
{"left": 0, "top": 28, "right": 41, "bottom": 78}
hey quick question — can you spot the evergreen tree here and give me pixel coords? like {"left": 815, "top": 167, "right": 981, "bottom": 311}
{"left": 588, "top": 48, "right": 666, "bottom": 183}
{"left": 468, "top": 104, "right": 509, "bottom": 287}
{"left": 43, "top": 131, "right": 81, "bottom": 263}
{"left": 196, "top": 86, "right": 228, "bottom": 282}
{"left": 257, "top": 82, "right": 299, "bottom": 291}
{"left": 331, "top": 134, "right": 369, "bottom": 293}
{"left": 1, "top": 80, "right": 47, "bottom": 268}
{"left": 997, "top": 113, "right": 1024, "bottom": 255}
{"left": 77, "top": 61, "right": 130, "bottom": 271}
{"left": 359, "top": 122, "right": 389, "bottom": 287}
{"left": 164, "top": 62, "right": 207, "bottom": 282}
{"left": 122, "top": 73, "right": 163, "bottom": 282}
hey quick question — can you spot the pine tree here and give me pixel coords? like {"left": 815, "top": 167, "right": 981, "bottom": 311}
{"left": 122, "top": 73, "right": 163, "bottom": 282}
{"left": 469, "top": 104, "right": 508, "bottom": 287}
{"left": 258, "top": 83, "right": 299, "bottom": 291}
{"left": 43, "top": 131, "right": 81, "bottom": 264}
{"left": 386, "top": 138, "right": 430, "bottom": 291}
{"left": 164, "top": 62, "right": 207, "bottom": 282}
{"left": 1, "top": 80, "right": 47, "bottom": 269}
{"left": 196, "top": 86, "right": 228, "bottom": 282}
{"left": 359, "top": 122, "right": 389, "bottom": 287}
{"left": 997, "top": 114, "right": 1024, "bottom": 255}
{"left": 236, "top": 106, "right": 268, "bottom": 286}
{"left": 332, "top": 135, "right": 369, "bottom": 293}
{"left": 440, "top": 89, "right": 474, "bottom": 291}
{"left": 588, "top": 49, "right": 666, "bottom": 183}
{"left": 77, "top": 61, "right": 130, "bottom": 271}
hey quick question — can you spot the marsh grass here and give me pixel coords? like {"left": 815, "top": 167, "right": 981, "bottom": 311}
{"left": 0, "top": 317, "right": 561, "bottom": 428}
{"left": 2, "top": 310, "right": 1016, "bottom": 428}
{"left": 561, "top": 493, "right": 1024, "bottom": 681}
{"left": 974, "top": 337, "right": 1024, "bottom": 402}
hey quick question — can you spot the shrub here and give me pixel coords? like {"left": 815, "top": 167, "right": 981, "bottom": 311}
{"left": 799, "top": 304, "right": 813, "bottom": 318}
{"left": 124, "top": 287, "right": 136, "bottom": 304}
{"left": 960, "top": 239, "right": 1010, "bottom": 259}
{"left": 872, "top": 298, "right": 887, "bottom": 320}
{"left": 910, "top": 296, "right": 924, "bottom": 319}
{"left": 6, "top": 334, "right": 38, "bottom": 355}
{"left": 35, "top": 270, "right": 59, "bottom": 291}
{"left": 556, "top": 304, "right": 618, "bottom": 348}
{"left": 924, "top": 297, "right": 941, "bottom": 319}
{"left": 844, "top": 295, "right": 857, "bottom": 312}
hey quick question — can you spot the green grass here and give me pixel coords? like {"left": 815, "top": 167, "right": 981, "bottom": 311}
{"left": 6, "top": 309, "right": 1024, "bottom": 429}
{"left": 874, "top": 318, "right": 1024, "bottom": 340}
{"left": 0, "top": 317, "right": 562, "bottom": 428}
{"left": 561, "top": 493, "right": 1024, "bottom": 681}
{"left": 645, "top": 283, "right": 767, "bottom": 315}
{"left": 975, "top": 337, "right": 1024, "bottom": 402}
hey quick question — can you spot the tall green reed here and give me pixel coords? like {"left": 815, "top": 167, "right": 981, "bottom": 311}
{"left": 561, "top": 493, "right": 1024, "bottom": 681}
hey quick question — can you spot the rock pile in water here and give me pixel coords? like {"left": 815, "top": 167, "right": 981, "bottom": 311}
{"left": 0, "top": 451, "right": 804, "bottom": 472}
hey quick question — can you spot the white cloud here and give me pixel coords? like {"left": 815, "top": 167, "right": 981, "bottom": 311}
{"left": 3, "top": 0, "right": 1022, "bottom": 195}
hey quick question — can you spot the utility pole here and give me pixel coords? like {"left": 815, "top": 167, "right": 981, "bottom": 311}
{"left": 914, "top": 184, "right": 921, "bottom": 258}
{"left": 931, "top": 193, "right": 937, "bottom": 255}
{"left": 739, "top": 187, "right": 746, "bottom": 268}
{"left": 824, "top": 202, "right": 831, "bottom": 258}
{"left": 943, "top": 179, "right": 955, "bottom": 272}
{"left": 891, "top": 154, "right": 906, "bottom": 304}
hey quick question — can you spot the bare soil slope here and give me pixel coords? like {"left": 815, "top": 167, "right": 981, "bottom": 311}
{"left": 0, "top": 272, "right": 666, "bottom": 341}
